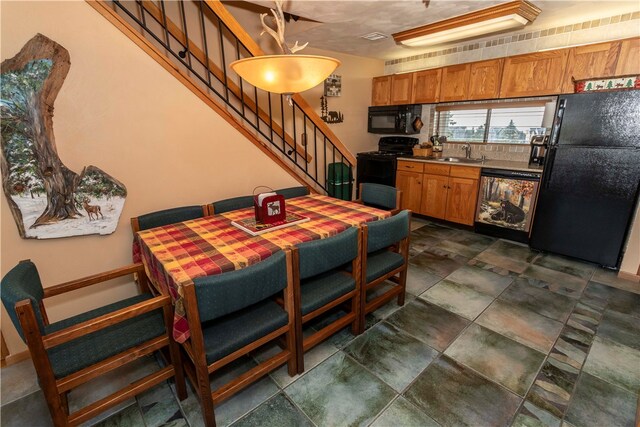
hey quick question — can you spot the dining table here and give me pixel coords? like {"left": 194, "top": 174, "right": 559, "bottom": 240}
{"left": 133, "top": 194, "right": 391, "bottom": 342}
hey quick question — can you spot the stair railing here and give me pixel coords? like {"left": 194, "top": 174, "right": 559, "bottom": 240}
{"left": 107, "top": 0, "right": 355, "bottom": 195}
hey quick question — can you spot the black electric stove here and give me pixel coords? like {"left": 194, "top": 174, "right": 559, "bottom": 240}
{"left": 356, "top": 136, "right": 418, "bottom": 193}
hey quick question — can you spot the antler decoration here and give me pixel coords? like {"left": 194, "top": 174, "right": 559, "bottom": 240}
{"left": 260, "top": 0, "right": 308, "bottom": 55}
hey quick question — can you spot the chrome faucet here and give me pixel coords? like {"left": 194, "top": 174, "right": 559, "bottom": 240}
{"left": 462, "top": 142, "right": 471, "bottom": 159}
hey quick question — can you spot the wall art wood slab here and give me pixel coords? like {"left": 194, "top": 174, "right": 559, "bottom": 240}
{"left": 1, "top": 34, "right": 127, "bottom": 239}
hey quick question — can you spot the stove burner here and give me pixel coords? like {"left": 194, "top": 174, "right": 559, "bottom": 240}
{"left": 358, "top": 151, "right": 400, "bottom": 157}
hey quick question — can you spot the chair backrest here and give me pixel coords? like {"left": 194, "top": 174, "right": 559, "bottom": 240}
{"left": 296, "top": 227, "right": 359, "bottom": 280}
{"left": 366, "top": 210, "right": 410, "bottom": 253}
{"left": 360, "top": 183, "right": 399, "bottom": 211}
{"left": 275, "top": 186, "right": 310, "bottom": 199}
{"left": 210, "top": 195, "right": 255, "bottom": 214}
{"left": 1, "top": 260, "right": 46, "bottom": 340}
{"left": 193, "top": 251, "right": 288, "bottom": 323}
{"left": 134, "top": 205, "right": 206, "bottom": 232}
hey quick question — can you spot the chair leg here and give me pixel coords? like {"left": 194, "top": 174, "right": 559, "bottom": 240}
{"left": 195, "top": 363, "right": 216, "bottom": 427}
{"left": 295, "top": 314, "right": 304, "bottom": 374}
{"left": 285, "top": 329, "right": 297, "bottom": 377}
{"left": 359, "top": 283, "right": 368, "bottom": 334}
{"left": 162, "top": 300, "right": 187, "bottom": 400}
{"left": 351, "top": 293, "right": 363, "bottom": 335}
{"left": 60, "top": 392, "right": 69, "bottom": 415}
{"left": 41, "top": 387, "right": 68, "bottom": 427}
{"left": 397, "top": 269, "right": 408, "bottom": 306}
{"left": 169, "top": 341, "right": 187, "bottom": 401}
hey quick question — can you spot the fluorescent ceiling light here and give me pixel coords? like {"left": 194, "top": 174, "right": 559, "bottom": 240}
{"left": 393, "top": 0, "right": 540, "bottom": 48}
{"left": 400, "top": 15, "right": 529, "bottom": 47}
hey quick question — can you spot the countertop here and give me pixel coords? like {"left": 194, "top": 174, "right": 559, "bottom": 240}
{"left": 397, "top": 156, "right": 544, "bottom": 173}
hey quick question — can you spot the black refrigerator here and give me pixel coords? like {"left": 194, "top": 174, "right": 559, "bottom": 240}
{"left": 530, "top": 90, "right": 640, "bottom": 269}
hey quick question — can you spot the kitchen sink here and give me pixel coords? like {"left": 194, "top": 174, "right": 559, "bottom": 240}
{"left": 436, "top": 157, "right": 484, "bottom": 164}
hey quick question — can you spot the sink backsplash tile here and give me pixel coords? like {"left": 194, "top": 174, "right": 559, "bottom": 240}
{"left": 443, "top": 143, "right": 530, "bottom": 162}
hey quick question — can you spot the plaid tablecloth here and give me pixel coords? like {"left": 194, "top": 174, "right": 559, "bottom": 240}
{"left": 133, "top": 194, "right": 390, "bottom": 342}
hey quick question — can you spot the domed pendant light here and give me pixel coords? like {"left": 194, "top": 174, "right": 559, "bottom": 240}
{"left": 230, "top": 1, "right": 340, "bottom": 95}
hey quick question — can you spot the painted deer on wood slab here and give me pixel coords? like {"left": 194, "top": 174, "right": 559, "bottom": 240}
{"left": 83, "top": 197, "right": 103, "bottom": 220}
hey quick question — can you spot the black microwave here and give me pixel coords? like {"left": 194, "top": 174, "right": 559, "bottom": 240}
{"left": 368, "top": 105, "right": 422, "bottom": 135}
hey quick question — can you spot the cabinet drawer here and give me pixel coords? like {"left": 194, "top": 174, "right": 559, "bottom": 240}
{"left": 424, "top": 163, "right": 450, "bottom": 176}
{"left": 450, "top": 165, "right": 480, "bottom": 179}
{"left": 397, "top": 161, "right": 424, "bottom": 173}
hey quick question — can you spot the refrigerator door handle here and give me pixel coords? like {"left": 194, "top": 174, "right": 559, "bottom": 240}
{"left": 549, "top": 98, "right": 566, "bottom": 147}
{"left": 542, "top": 146, "right": 557, "bottom": 189}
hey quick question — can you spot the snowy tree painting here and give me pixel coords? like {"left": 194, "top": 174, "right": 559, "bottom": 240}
{"left": 1, "top": 34, "right": 127, "bottom": 239}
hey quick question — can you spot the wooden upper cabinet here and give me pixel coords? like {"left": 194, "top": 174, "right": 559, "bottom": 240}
{"left": 562, "top": 42, "right": 622, "bottom": 93}
{"left": 500, "top": 50, "right": 569, "bottom": 98}
{"left": 468, "top": 59, "right": 504, "bottom": 100}
{"left": 440, "top": 63, "right": 471, "bottom": 102}
{"left": 373, "top": 37, "right": 638, "bottom": 105}
{"left": 390, "top": 74, "right": 414, "bottom": 105}
{"left": 371, "top": 75, "right": 391, "bottom": 106}
{"left": 412, "top": 69, "right": 442, "bottom": 103}
{"left": 616, "top": 38, "right": 640, "bottom": 75}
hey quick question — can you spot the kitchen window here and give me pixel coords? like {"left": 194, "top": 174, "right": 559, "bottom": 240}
{"left": 435, "top": 101, "right": 552, "bottom": 144}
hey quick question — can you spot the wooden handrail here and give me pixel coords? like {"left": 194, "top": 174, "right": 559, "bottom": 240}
{"left": 139, "top": 0, "right": 312, "bottom": 163}
{"left": 204, "top": 0, "right": 357, "bottom": 166}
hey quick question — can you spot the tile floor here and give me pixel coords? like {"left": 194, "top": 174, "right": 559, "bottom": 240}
{"left": 2, "top": 219, "right": 639, "bottom": 427}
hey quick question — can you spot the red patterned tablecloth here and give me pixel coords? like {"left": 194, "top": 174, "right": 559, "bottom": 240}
{"left": 133, "top": 194, "right": 390, "bottom": 342}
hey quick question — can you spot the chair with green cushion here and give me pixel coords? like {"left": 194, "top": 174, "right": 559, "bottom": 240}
{"left": 360, "top": 210, "right": 411, "bottom": 326}
{"left": 209, "top": 195, "right": 255, "bottom": 215}
{"left": 0, "top": 260, "right": 186, "bottom": 427}
{"left": 131, "top": 205, "right": 208, "bottom": 232}
{"left": 275, "top": 186, "right": 310, "bottom": 199}
{"left": 356, "top": 183, "right": 402, "bottom": 214}
{"left": 291, "top": 226, "right": 361, "bottom": 372}
{"left": 181, "top": 250, "right": 296, "bottom": 427}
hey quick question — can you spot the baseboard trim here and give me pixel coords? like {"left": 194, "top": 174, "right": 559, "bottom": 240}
{"left": 1, "top": 349, "right": 30, "bottom": 368}
{"left": 618, "top": 271, "right": 640, "bottom": 283}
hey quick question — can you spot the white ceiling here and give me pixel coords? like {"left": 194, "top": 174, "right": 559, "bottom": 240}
{"left": 223, "top": 0, "right": 640, "bottom": 60}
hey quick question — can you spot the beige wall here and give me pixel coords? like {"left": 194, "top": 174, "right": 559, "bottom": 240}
{"left": 0, "top": 1, "right": 304, "bottom": 354}
{"left": 300, "top": 47, "right": 383, "bottom": 156}
{"left": 620, "top": 202, "right": 640, "bottom": 277}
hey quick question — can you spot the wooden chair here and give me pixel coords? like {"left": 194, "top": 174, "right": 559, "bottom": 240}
{"left": 290, "top": 226, "right": 362, "bottom": 372}
{"left": 181, "top": 250, "right": 296, "bottom": 427}
{"left": 356, "top": 183, "right": 402, "bottom": 214}
{"left": 0, "top": 260, "right": 186, "bottom": 427}
{"left": 131, "top": 205, "right": 209, "bottom": 233}
{"left": 208, "top": 195, "right": 255, "bottom": 215}
{"left": 275, "top": 186, "right": 310, "bottom": 199}
{"left": 360, "top": 210, "right": 411, "bottom": 328}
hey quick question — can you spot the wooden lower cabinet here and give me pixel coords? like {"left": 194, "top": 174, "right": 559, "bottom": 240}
{"left": 396, "top": 170, "right": 423, "bottom": 212}
{"left": 397, "top": 162, "right": 480, "bottom": 225}
{"left": 421, "top": 174, "right": 449, "bottom": 219}
{"left": 445, "top": 176, "right": 479, "bottom": 225}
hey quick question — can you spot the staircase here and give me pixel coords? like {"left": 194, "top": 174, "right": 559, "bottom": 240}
{"left": 87, "top": 0, "right": 355, "bottom": 196}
